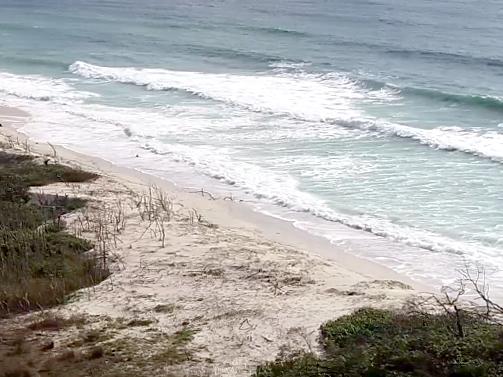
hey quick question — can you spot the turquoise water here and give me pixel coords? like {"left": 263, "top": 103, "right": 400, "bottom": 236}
{"left": 1, "top": 0, "right": 502, "bottom": 291}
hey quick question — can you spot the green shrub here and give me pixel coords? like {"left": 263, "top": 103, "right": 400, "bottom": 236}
{"left": 255, "top": 354, "right": 323, "bottom": 377}
{"left": 254, "top": 308, "right": 503, "bottom": 377}
{"left": 321, "top": 308, "right": 394, "bottom": 348}
{"left": 0, "top": 151, "right": 98, "bottom": 187}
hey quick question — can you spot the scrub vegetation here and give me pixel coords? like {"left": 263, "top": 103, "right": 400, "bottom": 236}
{"left": 254, "top": 276, "right": 503, "bottom": 377}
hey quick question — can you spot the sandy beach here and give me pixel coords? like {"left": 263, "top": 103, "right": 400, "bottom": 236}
{"left": 0, "top": 106, "right": 423, "bottom": 376}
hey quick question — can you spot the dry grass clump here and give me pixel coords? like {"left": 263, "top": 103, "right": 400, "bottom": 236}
{"left": 27, "top": 313, "right": 87, "bottom": 331}
{"left": 153, "top": 303, "right": 178, "bottom": 313}
{"left": 148, "top": 328, "right": 197, "bottom": 366}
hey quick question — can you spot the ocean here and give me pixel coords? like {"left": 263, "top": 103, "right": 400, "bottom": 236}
{"left": 0, "top": 0, "right": 502, "bottom": 294}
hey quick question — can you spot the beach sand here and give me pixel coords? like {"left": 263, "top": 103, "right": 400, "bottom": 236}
{"left": 0, "top": 105, "right": 424, "bottom": 376}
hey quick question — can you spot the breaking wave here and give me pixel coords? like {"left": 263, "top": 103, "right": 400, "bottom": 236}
{"left": 69, "top": 61, "right": 503, "bottom": 162}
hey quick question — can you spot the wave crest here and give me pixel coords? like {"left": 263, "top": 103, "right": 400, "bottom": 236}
{"left": 69, "top": 60, "right": 368, "bottom": 119}
{"left": 69, "top": 61, "right": 503, "bottom": 163}
{"left": 401, "top": 86, "right": 503, "bottom": 112}
{"left": 335, "top": 119, "right": 503, "bottom": 163}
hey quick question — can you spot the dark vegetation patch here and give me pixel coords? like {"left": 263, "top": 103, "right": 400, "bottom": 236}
{"left": 254, "top": 307, "right": 503, "bottom": 377}
{"left": 127, "top": 318, "right": 154, "bottom": 327}
{"left": 153, "top": 303, "right": 178, "bottom": 313}
{"left": 0, "top": 150, "right": 106, "bottom": 317}
{"left": 0, "top": 151, "right": 98, "bottom": 188}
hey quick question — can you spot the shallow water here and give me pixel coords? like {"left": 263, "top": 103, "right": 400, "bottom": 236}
{"left": 0, "top": 0, "right": 502, "bottom": 293}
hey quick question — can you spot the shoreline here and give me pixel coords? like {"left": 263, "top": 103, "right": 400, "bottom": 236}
{"left": 0, "top": 104, "right": 426, "bottom": 375}
{"left": 0, "top": 105, "right": 428, "bottom": 292}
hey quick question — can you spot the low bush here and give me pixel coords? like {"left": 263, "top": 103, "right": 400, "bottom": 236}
{"left": 254, "top": 308, "right": 503, "bottom": 377}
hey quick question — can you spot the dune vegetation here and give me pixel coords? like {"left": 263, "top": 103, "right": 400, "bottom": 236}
{"left": 0, "top": 150, "right": 107, "bottom": 316}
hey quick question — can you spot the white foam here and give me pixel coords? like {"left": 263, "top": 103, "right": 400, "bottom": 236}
{"left": 0, "top": 71, "right": 96, "bottom": 102}
{"left": 359, "top": 120, "right": 503, "bottom": 162}
{"left": 69, "top": 60, "right": 367, "bottom": 121}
